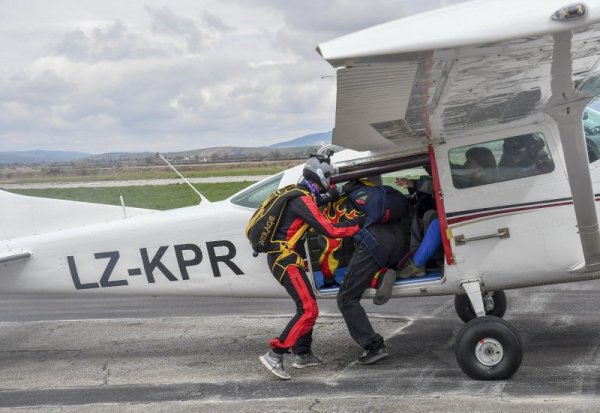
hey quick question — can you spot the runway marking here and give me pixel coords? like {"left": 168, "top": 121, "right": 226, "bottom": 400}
{"left": 323, "top": 316, "right": 415, "bottom": 386}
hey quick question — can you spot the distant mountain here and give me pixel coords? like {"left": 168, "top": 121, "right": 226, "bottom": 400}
{"left": 270, "top": 131, "right": 332, "bottom": 148}
{"left": 0, "top": 150, "right": 90, "bottom": 165}
{"left": 0, "top": 131, "right": 332, "bottom": 165}
{"left": 86, "top": 152, "right": 155, "bottom": 161}
{"left": 161, "top": 146, "right": 319, "bottom": 164}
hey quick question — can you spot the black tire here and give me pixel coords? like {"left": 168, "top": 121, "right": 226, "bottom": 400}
{"left": 455, "top": 316, "right": 523, "bottom": 380}
{"left": 454, "top": 290, "right": 507, "bottom": 323}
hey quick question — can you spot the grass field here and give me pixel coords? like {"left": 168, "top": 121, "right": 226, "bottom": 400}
{"left": 7, "top": 167, "right": 426, "bottom": 210}
{"left": 10, "top": 182, "right": 254, "bottom": 210}
{"left": 0, "top": 161, "right": 298, "bottom": 184}
{"left": 3, "top": 161, "right": 284, "bottom": 209}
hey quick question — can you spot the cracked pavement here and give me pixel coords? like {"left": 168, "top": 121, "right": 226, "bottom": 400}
{"left": 1, "top": 282, "right": 600, "bottom": 412}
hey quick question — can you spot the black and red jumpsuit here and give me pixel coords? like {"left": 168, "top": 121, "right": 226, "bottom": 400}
{"left": 267, "top": 185, "right": 360, "bottom": 355}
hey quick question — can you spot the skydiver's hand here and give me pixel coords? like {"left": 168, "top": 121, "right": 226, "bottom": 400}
{"left": 341, "top": 180, "right": 359, "bottom": 194}
{"left": 316, "top": 187, "right": 341, "bottom": 206}
{"left": 395, "top": 178, "right": 415, "bottom": 188}
{"left": 324, "top": 186, "right": 341, "bottom": 203}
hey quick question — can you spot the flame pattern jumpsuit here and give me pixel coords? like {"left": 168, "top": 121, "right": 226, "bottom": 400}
{"left": 267, "top": 185, "right": 360, "bottom": 355}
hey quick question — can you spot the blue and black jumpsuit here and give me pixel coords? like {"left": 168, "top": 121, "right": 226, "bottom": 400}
{"left": 337, "top": 185, "right": 410, "bottom": 351}
{"left": 267, "top": 184, "right": 360, "bottom": 355}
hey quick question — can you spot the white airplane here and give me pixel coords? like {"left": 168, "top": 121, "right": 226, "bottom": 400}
{"left": 3, "top": 0, "right": 600, "bottom": 381}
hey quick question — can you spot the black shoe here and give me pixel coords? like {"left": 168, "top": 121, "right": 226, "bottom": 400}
{"left": 357, "top": 344, "right": 389, "bottom": 365}
{"left": 373, "top": 269, "right": 396, "bottom": 305}
{"left": 320, "top": 279, "right": 340, "bottom": 289}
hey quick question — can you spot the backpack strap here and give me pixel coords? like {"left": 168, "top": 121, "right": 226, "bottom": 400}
{"left": 267, "top": 187, "right": 310, "bottom": 253}
{"left": 285, "top": 223, "right": 309, "bottom": 250}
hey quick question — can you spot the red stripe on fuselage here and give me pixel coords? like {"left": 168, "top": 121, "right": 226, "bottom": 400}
{"left": 447, "top": 200, "right": 574, "bottom": 225}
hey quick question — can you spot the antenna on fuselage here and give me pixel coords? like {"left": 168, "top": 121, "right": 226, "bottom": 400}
{"left": 110, "top": 157, "right": 128, "bottom": 219}
{"left": 157, "top": 153, "right": 210, "bottom": 204}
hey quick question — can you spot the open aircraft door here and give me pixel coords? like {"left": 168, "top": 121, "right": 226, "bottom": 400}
{"left": 435, "top": 122, "right": 583, "bottom": 293}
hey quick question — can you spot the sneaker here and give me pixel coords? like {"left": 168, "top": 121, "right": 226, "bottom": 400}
{"left": 396, "top": 259, "right": 426, "bottom": 279}
{"left": 357, "top": 344, "right": 389, "bottom": 365}
{"left": 373, "top": 269, "right": 397, "bottom": 305}
{"left": 259, "top": 350, "right": 291, "bottom": 380}
{"left": 292, "top": 352, "right": 323, "bottom": 369}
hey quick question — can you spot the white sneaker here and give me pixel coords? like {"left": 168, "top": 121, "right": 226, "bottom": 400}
{"left": 259, "top": 351, "right": 291, "bottom": 380}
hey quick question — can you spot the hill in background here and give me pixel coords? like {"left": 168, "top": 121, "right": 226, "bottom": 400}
{"left": 0, "top": 131, "right": 332, "bottom": 165}
{"left": 0, "top": 150, "right": 90, "bottom": 165}
{"left": 269, "top": 131, "right": 331, "bottom": 148}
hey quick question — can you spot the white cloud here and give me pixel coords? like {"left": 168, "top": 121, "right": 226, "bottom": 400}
{"left": 0, "top": 0, "right": 468, "bottom": 153}
{"left": 201, "top": 11, "right": 235, "bottom": 33}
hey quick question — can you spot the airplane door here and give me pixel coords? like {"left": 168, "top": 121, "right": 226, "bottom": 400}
{"left": 435, "top": 125, "right": 581, "bottom": 287}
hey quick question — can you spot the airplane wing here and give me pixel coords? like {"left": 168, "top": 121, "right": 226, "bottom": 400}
{"left": 317, "top": 0, "right": 600, "bottom": 269}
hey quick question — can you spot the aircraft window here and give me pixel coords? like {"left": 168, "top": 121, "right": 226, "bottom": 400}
{"left": 381, "top": 167, "right": 429, "bottom": 195}
{"left": 448, "top": 133, "right": 554, "bottom": 189}
{"left": 230, "top": 173, "right": 284, "bottom": 209}
{"left": 584, "top": 106, "right": 600, "bottom": 163}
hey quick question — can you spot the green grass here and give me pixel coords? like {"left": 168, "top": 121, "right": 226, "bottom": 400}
{"left": 10, "top": 182, "right": 254, "bottom": 210}
{"left": 0, "top": 167, "right": 286, "bottom": 184}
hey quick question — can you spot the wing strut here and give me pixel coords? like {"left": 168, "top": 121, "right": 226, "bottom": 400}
{"left": 546, "top": 30, "right": 600, "bottom": 271}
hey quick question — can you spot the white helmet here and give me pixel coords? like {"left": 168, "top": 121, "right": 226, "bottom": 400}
{"left": 303, "top": 157, "right": 336, "bottom": 190}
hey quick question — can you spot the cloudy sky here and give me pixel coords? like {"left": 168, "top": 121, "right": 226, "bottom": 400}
{"left": 0, "top": 0, "right": 466, "bottom": 154}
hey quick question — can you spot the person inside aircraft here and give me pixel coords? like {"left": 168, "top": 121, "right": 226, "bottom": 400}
{"left": 498, "top": 134, "right": 554, "bottom": 176}
{"left": 336, "top": 176, "right": 410, "bottom": 365}
{"left": 465, "top": 146, "right": 496, "bottom": 169}
{"left": 372, "top": 166, "right": 443, "bottom": 305}
{"left": 395, "top": 167, "right": 440, "bottom": 267}
{"left": 452, "top": 146, "right": 498, "bottom": 188}
{"left": 259, "top": 156, "right": 364, "bottom": 380}
{"left": 373, "top": 215, "right": 443, "bottom": 305}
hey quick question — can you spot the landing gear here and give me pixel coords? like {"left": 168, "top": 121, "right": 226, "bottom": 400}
{"left": 455, "top": 316, "right": 523, "bottom": 380}
{"left": 454, "top": 281, "right": 522, "bottom": 380}
{"left": 454, "top": 290, "right": 507, "bottom": 323}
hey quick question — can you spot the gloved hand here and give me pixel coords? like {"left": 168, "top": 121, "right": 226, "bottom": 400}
{"left": 341, "top": 180, "right": 359, "bottom": 195}
{"left": 316, "top": 186, "right": 341, "bottom": 206}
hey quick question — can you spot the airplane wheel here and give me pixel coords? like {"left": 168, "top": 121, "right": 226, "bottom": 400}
{"left": 454, "top": 290, "right": 507, "bottom": 323}
{"left": 455, "top": 315, "right": 522, "bottom": 380}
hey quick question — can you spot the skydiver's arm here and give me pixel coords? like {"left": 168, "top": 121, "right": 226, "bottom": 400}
{"left": 315, "top": 186, "right": 341, "bottom": 207}
{"left": 289, "top": 195, "right": 361, "bottom": 238}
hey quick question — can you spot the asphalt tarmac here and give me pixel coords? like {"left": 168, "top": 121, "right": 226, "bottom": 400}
{"left": 1, "top": 281, "right": 600, "bottom": 412}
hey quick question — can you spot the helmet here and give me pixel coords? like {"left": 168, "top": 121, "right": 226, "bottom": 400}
{"left": 501, "top": 134, "right": 544, "bottom": 166}
{"left": 303, "top": 157, "right": 336, "bottom": 191}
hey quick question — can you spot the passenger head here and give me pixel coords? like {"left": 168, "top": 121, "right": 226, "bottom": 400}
{"left": 465, "top": 147, "right": 497, "bottom": 169}
{"left": 303, "top": 156, "right": 336, "bottom": 192}
{"left": 501, "top": 134, "right": 544, "bottom": 166}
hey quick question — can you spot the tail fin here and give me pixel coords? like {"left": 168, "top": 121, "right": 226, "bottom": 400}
{"left": 0, "top": 189, "right": 153, "bottom": 241}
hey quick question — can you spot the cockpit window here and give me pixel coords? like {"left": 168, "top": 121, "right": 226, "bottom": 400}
{"left": 448, "top": 133, "right": 554, "bottom": 189}
{"left": 230, "top": 173, "right": 283, "bottom": 208}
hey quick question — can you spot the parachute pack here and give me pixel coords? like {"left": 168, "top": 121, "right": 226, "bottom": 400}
{"left": 245, "top": 185, "right": 309, "bottom": 254}
{"left": 346, "top": 184, "right": 409, "bottom": 227}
